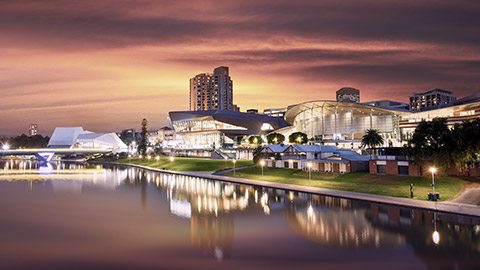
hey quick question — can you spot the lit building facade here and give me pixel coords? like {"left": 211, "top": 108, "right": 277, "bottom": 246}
{"left": 28, "top": 124, "right": 38, "bottom": 136}
{"left": 189, "top": 66, "right": 236, "bottom": 111}
{"left": 282, "top": 101, "right": 410, "bottom": 148}
{"left": 409, "top": 88, "right": 456, "bottom": 111}
{"left": 169, "top": 110, "right": 288, "bottom": 158}
{"left": 336, "top": 87, "right": 360, "bottom": 103}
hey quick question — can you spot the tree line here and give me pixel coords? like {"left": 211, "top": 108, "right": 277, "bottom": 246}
{"left": 0, "top": 134, "right": 50, "bottom": 148}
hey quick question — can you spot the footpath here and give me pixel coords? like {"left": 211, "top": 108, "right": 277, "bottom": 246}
{"left": 94, "top": 161, "right": 480, "bottom": 217}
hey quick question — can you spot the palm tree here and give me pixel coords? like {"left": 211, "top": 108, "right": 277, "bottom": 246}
{"left": 361, "top": 129, "right": 384, "bottom": 156}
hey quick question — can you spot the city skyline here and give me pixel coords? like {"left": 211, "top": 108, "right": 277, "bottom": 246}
{"left": 1, "top": 0, "right": 479, "bottom": 136}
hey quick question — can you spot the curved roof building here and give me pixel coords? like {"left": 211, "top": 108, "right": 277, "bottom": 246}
{"left": 169, "top": 110, "right": 288, "bottom": 149}
{"left": 282, "top": 100, "right": 412, "bottom": 147}
{"left": 48, "top": 127, "right": 127, "bottom": 150}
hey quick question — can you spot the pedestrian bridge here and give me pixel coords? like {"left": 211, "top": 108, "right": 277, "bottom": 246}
{"left": 0, "top": 148, "right": 124, "bottom": 163}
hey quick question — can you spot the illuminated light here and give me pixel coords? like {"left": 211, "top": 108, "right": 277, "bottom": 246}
{"left": 260, "top": 160, "right": 265, "bottom": 166}
{"left": 307, "top": 162, "right": 312, "bottom": 168}
{"left": 2, "top": 144, "right": 9, "bottom": 150}
{"left": 170, "top": 156, "right": 174, "bottom": 162}
{"left": 139, "top": 155, "right": 143, "bottom": 159}
{"left": 429, "top": 167, "right": 437, "bottom": 173}
{"left": 156, "top": 156, "right": 160, "bottom": 161}
{"left": 37, "top": 152, "right": 55, "bottom": 163}
{"left": 432, "top": 231, "right": 440, "bottom": 245}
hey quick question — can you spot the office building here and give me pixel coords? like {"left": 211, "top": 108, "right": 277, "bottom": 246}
{"left": 189, "top": 66, "right": 237, "bottom": 111}
{"left": 409, "top": 88, "right": 456, "bottom": 111}
{"left": 28, "top": 124, "right": 38, "bottom": 136}
{"left": 336, "top": 87, "right": 360, "bottom": 103}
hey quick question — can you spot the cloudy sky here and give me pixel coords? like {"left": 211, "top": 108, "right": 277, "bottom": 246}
{"left": 1, "top": 0, "right": 479, "bottom": 136}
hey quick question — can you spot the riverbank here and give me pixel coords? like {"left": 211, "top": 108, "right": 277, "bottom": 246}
{"left": 94, "top": 161, "right": 480, "bottom": 217}
{"left": 222, "top": 166, "right": 463, "bottom": 202}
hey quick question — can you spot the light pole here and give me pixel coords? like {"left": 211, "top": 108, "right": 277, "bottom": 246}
{"left": 307, "top": 162, "right": 312, "bottom": 186}
{"left": 430, "top": 167, "right": 437, "bottom": 200}
{"left": 128, "top": 154, "right": 131, "bottom": 164}
{"left": 260, "top": 160, "right": 265, "bottom": 177}
{"left": 147, "top": 155, "right": 151, "bottom": 164}
{"left": 233, "top": 159, "right": 237, "bottom": 176}
{"left": 170, "top": 156, "right": 174, "bottom": 163}
{"left": 156, "top": 155, "right": 160, "bottom": 162}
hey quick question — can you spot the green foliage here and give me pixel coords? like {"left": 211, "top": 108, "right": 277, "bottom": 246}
{"left": 0, "top": 134, "right": 50, "bottom": 148}
{"left": 288, "top": 132, "right": 308, "bottom": 144}
{"left": 266, "top": 133, "right": 285, "bottom": 144}
{"left": 406, "top": 118, "right": 480, "bottom": 172}
{"left": 138, "top": 118, "right": 148, "bottom": 155}
{"left": 252, "top": 146, "right": 264, "bottom": 164}
{"left": 248, "top": 135, "right": 263, "bottom": 144}
{"left": 404, "top": 118, "right": 450, "bottom": 169}
{"left": 361, "top": 129, "right": 384, "bottom": 150}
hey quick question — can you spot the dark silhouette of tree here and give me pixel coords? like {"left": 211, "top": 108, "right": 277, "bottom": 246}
{"left": 266, "top": 133, "right": 285, "bottom": 144}
{"left": 3, "top": 134, "right": 50, "bottom": 148}
{"left": 361, "top": 129, "right": 384, "bottom": 156}
{"left": 404, "top": 118, "right": 449, "bottom": 169}
{"left": 138, "top": 118, "right": 148, "bottom": 155}
{"left": 288, "top": 132, "right": 308, "bottom": 144}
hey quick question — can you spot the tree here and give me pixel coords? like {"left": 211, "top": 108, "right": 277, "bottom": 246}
{"left": 248, "top": 135, "right": 263, "bottom": 145}
{"left": 138, "top": 118, "right": 148, "bottom": 155}
{"left": 442, "top": 119, "right": 480, "bottom": 173}
{"left": 361, "top": 129, "right": 384, "bottom": 155}
{"left": 288, "top": 132, "right": 308, "bottom": 144}
{"left": 266, "top": 133, "right": 285, "bottom": 144}
{"left": 404, "top": 118, "right": 449, "bottom": 169}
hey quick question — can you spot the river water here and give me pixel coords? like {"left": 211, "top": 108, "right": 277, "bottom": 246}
{"left": 0, "top": 160, "right": 479, "bottom": 270}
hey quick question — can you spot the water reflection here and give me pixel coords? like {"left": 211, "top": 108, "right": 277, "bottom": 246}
{"left": 1, "top": 160, "right": 479, "bottom": 269}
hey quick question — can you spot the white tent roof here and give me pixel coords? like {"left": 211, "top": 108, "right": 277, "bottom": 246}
{"left": 48, "top": 127, "right": 85, "bottom": 147}
{"left": 48, "top": 127, "right": 127, "bottom": 150}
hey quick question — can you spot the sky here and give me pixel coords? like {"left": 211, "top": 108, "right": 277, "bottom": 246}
{"left": 0, "top": 0, "right": 479, "bottom": 136}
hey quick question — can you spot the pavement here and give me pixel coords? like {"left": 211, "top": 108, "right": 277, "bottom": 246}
{"left": 93, "top": 161, "right": 480, "bottom": 217}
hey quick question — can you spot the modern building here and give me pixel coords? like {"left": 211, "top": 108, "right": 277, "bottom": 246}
{"left": 409, "top": 88, "right": 456, "bottom": 111}
{"left": 157, "top": 126, "right": 176, "bottom": 146}
{"left": 263, "top": 107, "right": 288, "bottom": 118}
{"left": 336, "top": 87, "right": 360, "bottom": 103}
{"left": 48, "top": 127, "right": 127, "bottom": 150}
{"left": 189, "top": 66, "right": 238, "bottom": 111}
{"left": 28, "top": 124, "right": 38, "bottom": 136}
{"left": 280, "top": 100, "right": 411, "bottom": 148}
{"left": 361, "top": 100, "right": 409, "bottom": 110}
{"left": 169, "top": 110, "right": 288, "bottom": 158}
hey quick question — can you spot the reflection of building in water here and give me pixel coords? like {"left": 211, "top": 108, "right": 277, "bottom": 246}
{"left": 190, "top": 213, "right": 234, "bottom": 261}
{"left": 286, "top": 196, "right": 404, "bottom": 247}
{"left": 366, "top": 203, "right": 480, "bottom": 270}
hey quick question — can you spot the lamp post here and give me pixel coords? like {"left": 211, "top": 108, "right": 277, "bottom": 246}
{"left": 233, "top": 159, "right": 237, "bottom": 176}
{"left": 307, "top": 162, "right": 312, "bottom": 186}
{"left": 260, "top": 160, "right": 265, "bottom": 177}
{"left": 128, "top": 154, "right": 131, "bottom": 164}
{"left": 430, "top": 167, "right": 437, "bottom": 201}
{"left": 170, "top": 156, "right": 174, "bottom": 163}
{"left": 156, "top": 155, "right": 160, "bottom": 162}
{"left": 147, "top": 155, "right": 151, "bottom": 163}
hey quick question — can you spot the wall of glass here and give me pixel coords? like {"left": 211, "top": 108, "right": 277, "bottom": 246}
{"left": 293, "top": 105, "right": 400, "bottom": 141}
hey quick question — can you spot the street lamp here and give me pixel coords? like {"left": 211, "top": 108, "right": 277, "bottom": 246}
{"left": 307, "top": 162, "right": 312, "bottom": 186}
{"left": 147, "top": 155, "right": 151, "bottom": 163}
{"left": 430, "top": 167, "right": 437, "bottom": 201}
{"left": 260, "top": 160, "right": 265, "bottom": 177}
{"left": 128, "top": 154, "right": 131, "bottom": 163}
{"left": 170, "top": 156, "right": 174, "bottom": 163}
{"left": 2, "top": 143, "right": 9, "bottom": 151}
{"left": 156, "top": 155, "right": 160, "bottom": 162}
{"left": 233, "top": 159, "right": 237, "bottom": 176}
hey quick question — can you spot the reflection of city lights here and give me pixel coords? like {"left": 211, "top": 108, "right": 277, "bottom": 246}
{"left": 307, "top": 205, "right": 315, "bottom": 222}
{"left": 432, "top": 231, "right": 440, "bottom": 245}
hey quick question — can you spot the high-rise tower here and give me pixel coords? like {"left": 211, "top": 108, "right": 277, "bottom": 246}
{"left": 189, "top": 66, "right": 235, "bottom": 111}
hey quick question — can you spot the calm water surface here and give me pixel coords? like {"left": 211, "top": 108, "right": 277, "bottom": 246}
{"left": 0, "top": 160, "right": 479, "bottom": 270}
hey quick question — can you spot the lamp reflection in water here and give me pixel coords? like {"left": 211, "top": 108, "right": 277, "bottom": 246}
{"left": 432, "top": 212, "right": 440, "bottom": 245}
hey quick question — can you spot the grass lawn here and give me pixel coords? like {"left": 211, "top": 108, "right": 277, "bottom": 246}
{"left": 116, "top": 157, "right": 253, "bottom": 172}
{"left": 223, "top": 166, "right": 463, "bottom": 201}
